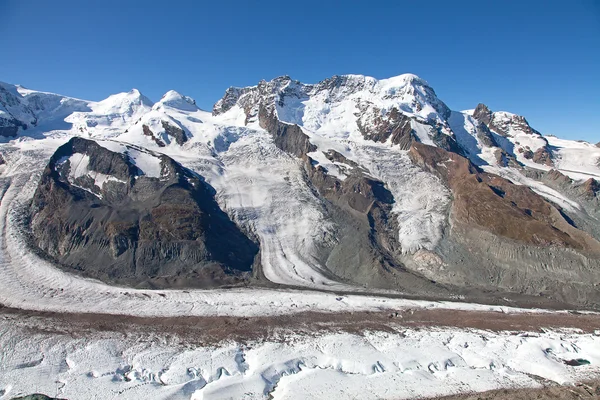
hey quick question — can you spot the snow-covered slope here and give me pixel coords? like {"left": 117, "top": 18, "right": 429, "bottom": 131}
{"left": 0, "top": 73, "right": 599, "bottom": 306}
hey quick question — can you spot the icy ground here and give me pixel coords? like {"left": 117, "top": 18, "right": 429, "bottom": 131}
{"left": 1, "top": 319, "right": 599, "bottom": 400}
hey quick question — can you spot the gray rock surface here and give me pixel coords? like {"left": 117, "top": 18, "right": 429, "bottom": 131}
{"left": 30, "top": 137, "right": 259, "bottom": 288}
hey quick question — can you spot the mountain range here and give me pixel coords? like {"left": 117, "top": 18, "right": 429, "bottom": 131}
{"left": 1, "top": 73, "right": 599, "bottom": 309}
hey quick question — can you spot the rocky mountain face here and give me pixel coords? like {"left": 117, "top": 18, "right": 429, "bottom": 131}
{"left": 209, "top": 74, "right": 600, "bottom": 306}
{"left": 2, "top": 74, "right": 600, "bottom": 308}
{"left": 30, "top": 137, "right": 258, "bottom": 288}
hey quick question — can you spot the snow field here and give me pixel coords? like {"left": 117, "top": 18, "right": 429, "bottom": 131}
{"left": 1, "top": 320, "right": 599, "bottom": 400}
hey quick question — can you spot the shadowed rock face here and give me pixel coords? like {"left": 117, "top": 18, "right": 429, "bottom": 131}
{"left": 161, "top": 120, "right": 187, "bottom": 145}
{"left": 0, "top": 118, "right": 23, "bottom": 137}
{"left": 258, "top": 105, "right": 316, "bottom": 158}
{"left": 473, "top": 103, "right": 492, "bottom": 125}
{"left": 30, "top": 137, "right": 259, "bottom": 288}
{"left": 142, "top": 124, "right": 166, "bottom": 147}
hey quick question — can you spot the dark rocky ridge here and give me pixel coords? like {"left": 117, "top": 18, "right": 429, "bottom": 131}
{"left": 0, "top": 116, "right": 28, "bottom": 137}
{"left": 258, "top": 105, "right": 316, "bottom": 158}
{"left": 30, "top": 137, "right": 259, "bottom": 288}
{"left": 161, "top": 120, "right": 188, "bottom": 145}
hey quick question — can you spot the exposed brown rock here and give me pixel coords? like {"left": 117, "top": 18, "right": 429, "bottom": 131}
{"left": 142, "top": 124, "right": 166, "bottom": 147}
{"left": 408, "top": 142, "right": 600, "bottom": 251}
{"left": 546, "top": 169, "right": 573, "bottom": 185}
{"left": 30, "top": 137, "right": 259, "bottom": 289}
{"left": 581, "top": 178, "right": 600, "bottom": 199}
{"left": 532, "top": 146, "right": 554, "bottom": 166}
{"left": 431, "top": 381, "right": 600, "bottom": 400}
{"left": 493, "top": 148, "right": 520, "bottom": 168}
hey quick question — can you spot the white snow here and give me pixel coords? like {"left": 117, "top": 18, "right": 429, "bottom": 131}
{"left": 546, "top": 136, "right": 600, "bottom": 181}
{"left": 1, "top": 319, "right": 598, "bottom": 400}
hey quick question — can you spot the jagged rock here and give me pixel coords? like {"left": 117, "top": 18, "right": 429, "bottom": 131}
{"left": 356, "top": 106, "right": 414, "bottom": 149}
{"left": 475, "top": 121, "right": 498, "bottom": 147}
{"left": 323, "top": 149, "right": 361, "bottom": 169}
{"left": 472, "top": 103, "right": 492, "bottom": 125}
{"left": 522, "top": 148, "right": 534, "bottom": 159}
{"left": 161, "top": 120, "right": 188, "bottom": 145}
{"left": 493, "top": 148, "right": 520, "bottom": 168}
{"left": 30, "top": 137, "right": 259, "bottom": 288}
{"left": 532, "top": 146, "right": 554, "bottom": 166}
{"left": 142, "top": 124, "right": 166, "bottom": 147}
{"left": 258, "top": 105, "right": 316, "bottom": 158}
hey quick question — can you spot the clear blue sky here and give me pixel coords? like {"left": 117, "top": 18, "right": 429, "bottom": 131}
{"left": 1, "top": 0, "right": 599, "bottom": 142}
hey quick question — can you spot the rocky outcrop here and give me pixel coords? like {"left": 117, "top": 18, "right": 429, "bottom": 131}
{"left": 142, "top": 124, "right": 166, "bottom": 147}
{"left": 474, "top": 121, "right": 498, "bottom": 147}
{"left": 546, "top": 169, "right": 573, "bottom": 186}
{"left": 472, "top": 103, "right": 492, "bottom": 125}
{"left": 0, "top": 118, "right": 23, "bottom": 137}
{"left": 356, "top": 106, "right": 414, "bottom": 149}
{"left": 582, "top": 178, "right": 600, "bottom": 199}
{"left": 409, "top": 142, "right": 599, "bottom": 251}
{"left": 30, "top": 137, "right": 258, "bottom": 288}
{"left": 493, "top": 148, "right": 519, "bottom": 168}
{"left": 408, "top": 143, "right": 600, "bottom": 308}
{"left": 10, "top": 395, "right": 65, "bottom": 400}
{"left": 532, "top": 146, "right": 554, "bottom": 166}
{"left": 0, "top": 85, "right": 37, "bottom": 137}
{"left": 258, "top": 105, "right": 316, "bottom": 158}
{"left": 161, "top": 120, "right": 188, "bottom": 145}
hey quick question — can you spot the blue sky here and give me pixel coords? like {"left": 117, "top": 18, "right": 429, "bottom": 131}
{"left": 1, "top": 0, "right": 599, "bottom": 142}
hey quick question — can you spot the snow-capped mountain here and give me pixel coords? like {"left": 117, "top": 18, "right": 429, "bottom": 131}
{"left": 1, "top": 73, "right": 599, "bottom": 309}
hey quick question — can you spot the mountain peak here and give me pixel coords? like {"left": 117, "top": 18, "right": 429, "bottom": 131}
{"left": 473, "top": 103, "right": 492, "bottom": 124}
{"left": 156, "top": 90, "right": 198, "bottom": 111}
{"left": 379, "top": 73, "right": 429, "bottom": 87}
{"left": 93, "top": 89, "right": 153, "bottom": 116}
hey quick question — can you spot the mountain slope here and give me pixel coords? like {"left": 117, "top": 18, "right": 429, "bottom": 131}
{"left": 30, "top": 137, "right": 258, "bottom": 288}
{"left": 1, "top": 73, "right": 599, "bottom": 308}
